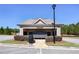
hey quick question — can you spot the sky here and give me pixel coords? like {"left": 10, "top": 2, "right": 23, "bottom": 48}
{"left": 0, "top": 4, "right": 79, "bottom": 28}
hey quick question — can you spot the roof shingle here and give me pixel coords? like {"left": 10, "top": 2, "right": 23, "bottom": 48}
{"left": 21, "top": 18, "right": 53, "bottom": 25}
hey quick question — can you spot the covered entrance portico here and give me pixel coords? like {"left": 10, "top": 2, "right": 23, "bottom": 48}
{"left": 23, "top": 29, "right": 57, "bottom": 39}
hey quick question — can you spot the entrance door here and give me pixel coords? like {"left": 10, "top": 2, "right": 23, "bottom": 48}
{"left": 33, "top": 31, "right": 47, "bottom": 39}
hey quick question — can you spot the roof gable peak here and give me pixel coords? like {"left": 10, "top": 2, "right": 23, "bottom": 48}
{"left": 34, "top": 18, "right": 46, "bottom": 24}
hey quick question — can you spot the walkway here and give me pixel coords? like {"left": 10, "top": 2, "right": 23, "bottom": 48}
{"left": 33, "top": 39, "right": 48, "bottom": 48}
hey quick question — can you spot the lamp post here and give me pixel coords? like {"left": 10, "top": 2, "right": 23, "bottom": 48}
{"left": 52, "top": 4, "right": 56, "bottom": 44}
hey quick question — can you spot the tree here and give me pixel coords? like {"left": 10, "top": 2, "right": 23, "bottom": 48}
{"left": 61, "top": 25, "right": 69, "bottom": 34}
{"left": 0, "top": 26, "right": 19, "bottom": 35}
{"left": 14, "top": 28, "right": 19, "bottom": 33}
{"left": 68, "top": 24, "right": 75, "bottom": 34}
{"left": 0, "top": 26, "right": 4, "bottom": 34}
{"left": 4, "top": 26, "right": 11, "bottom": 35}
{"left": 61, "top": 22, "right": 79, "bottom": 35}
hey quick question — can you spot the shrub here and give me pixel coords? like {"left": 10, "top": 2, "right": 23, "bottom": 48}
{"left": 55, "top": 36, "right": 62, "bottom": 41}
{"left": 14, "top": 35, "right": 28, "bottom": 41}
{"left": 45, "top": 36, "right": 62, "bottom": 42}
{"left": 45, "top": 36, "right": 53, "bottom": 42}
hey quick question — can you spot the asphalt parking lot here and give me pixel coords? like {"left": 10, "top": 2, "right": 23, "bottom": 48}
{"left": 0, "top": 46, "right": 79, "bottom": 54}
{"left": 0, "top": 47, "right": 40, "bottom": 54}
{"left": 0, "top": 36, "right": 79, "bottom": 54}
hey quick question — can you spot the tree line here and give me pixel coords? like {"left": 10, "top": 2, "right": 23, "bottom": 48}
{"left": 61, "top": 22, "right": 79, "bottom": 35}
{"left": 0, "top": 26, "right": 19, "bottom": 35}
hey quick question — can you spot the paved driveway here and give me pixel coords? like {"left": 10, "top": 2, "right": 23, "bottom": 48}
{"left": 63, "top": 37, "right": 79, "bottom": 44}
{"left": 0, "top": 35, "right": 14, "bottom": 41}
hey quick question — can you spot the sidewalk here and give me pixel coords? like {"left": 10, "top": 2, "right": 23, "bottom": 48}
{"left": 33, "top": 40, "right": 48, "bottom": 48}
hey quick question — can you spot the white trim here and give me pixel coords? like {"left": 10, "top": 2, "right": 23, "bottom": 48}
{"left": 57, "top": 27, "right": 61, "bottom": 36}
{"left": 22, "top": 27, "right": 59, "bottom": 29}
{"left": 19, "top": 28, "right": 23, "bottom": 35}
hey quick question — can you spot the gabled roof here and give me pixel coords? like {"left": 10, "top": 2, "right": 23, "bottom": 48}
{"left": 34, "top": 18, "right": 46, "bottom": 24}
{"left": 17, "top": 18, "right": 63, "bottom": 27}
{"left": 20, "top": 18, "right": 53, "bottom": 25}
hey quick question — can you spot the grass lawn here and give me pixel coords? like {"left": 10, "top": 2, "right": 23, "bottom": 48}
{"left": 0, "top": 40, "right": 28, "bottom": 44}
{"left": 46, "top": 41, "right": 79, "bottom": 47}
